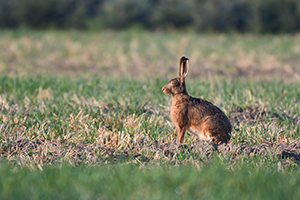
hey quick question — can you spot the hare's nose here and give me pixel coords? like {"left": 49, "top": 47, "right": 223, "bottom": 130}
{"left": 162, "top": 88, "right": 164, "bottom": 91}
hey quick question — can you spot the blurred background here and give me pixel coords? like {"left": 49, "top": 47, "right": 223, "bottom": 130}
{"left": 1, "top": 0, "right": 300, "bottom": 79}
{"left": 1, "top": 0, "right": 300, "bottom": 33}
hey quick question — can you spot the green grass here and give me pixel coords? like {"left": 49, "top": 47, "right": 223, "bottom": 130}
{"left": 0, "top": 161, "right": 300, "bottom": 200}
{"left": 0, "top": 30, "right": 300, "bottom": 199}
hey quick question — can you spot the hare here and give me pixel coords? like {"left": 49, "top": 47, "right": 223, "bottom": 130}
{"left": 162, "top": 56, "right": 232, "bottom": 144}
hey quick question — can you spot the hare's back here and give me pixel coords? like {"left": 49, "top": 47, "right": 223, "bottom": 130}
{"left": 189, "top": 97, "right": 227, "bottom": 117}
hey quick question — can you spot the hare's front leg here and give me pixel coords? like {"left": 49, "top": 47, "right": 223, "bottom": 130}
{"left": 177, "top": 127, "right": 187, "bottom": 143}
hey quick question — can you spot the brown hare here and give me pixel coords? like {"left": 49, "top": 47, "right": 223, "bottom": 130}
{"left": 162, "top": 56, "right": 232, "bottom": 144}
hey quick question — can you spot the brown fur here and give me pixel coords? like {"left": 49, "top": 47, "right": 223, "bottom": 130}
{"left": 162, "top": 56, "right": 232, "bottom": 144}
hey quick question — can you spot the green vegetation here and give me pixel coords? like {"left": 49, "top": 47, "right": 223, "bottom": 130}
{"left": 0, "top": 30, "right": 300, "bottom": 199}
{"left": 1, "top": 162, "right": 300, "bottom": 200}
{"left": 1, "top": 0, "right": 300, "bottom": 33}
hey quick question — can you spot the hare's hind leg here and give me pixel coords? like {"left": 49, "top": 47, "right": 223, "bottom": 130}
{"left": 201, "top": 118, "right": 231, "bottom": 144}
{"left": 212, "top": 133, "right": 230, "bottom": 144}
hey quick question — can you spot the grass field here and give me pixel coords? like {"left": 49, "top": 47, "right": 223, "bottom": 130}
{"left": 0, "top": 30, "right": 300, "bottom": 199}
{"left": 1, "top": 162, "right": 300, "bottom": 200}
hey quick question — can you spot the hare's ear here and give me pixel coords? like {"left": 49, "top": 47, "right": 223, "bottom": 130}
{"left": 179, "top": 56, "right": 189, "bottom": 78}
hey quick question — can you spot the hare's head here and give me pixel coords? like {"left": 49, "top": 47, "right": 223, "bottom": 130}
{"left": 162, "top": 56, "right": 189, "bottom": 95}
